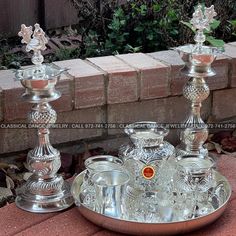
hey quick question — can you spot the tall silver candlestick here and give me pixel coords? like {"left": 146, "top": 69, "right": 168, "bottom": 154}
{"left": 15, "top": 24, "right": 74, "bottom": 213}
{"left": 175, "top": 5, "right": 218, "bottom": 157}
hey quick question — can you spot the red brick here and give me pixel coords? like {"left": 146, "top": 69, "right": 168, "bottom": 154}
{"left": 87, "top": 56, "right": 138, "bottom": 104}
{"left": 107, "top": 95, "right": 211, "bottom": 135}
{"left": 0, "top": 69, "right": 73, "bottom": 121}
{"left": 74, "top": 75, "right": 105, "bottom": 108}
{"left": 0, "top": 107, "right": 105, "bottom": 154}
{"left": 15, "top": 208, "right": 100, "bottom": 236}
{"left": 205, "top": 55, "right": 229, "bottom": 90}
{"left": 0, "top": 119, "right": 30, "bottom": 154}
{"left": 116, "top": 53, "right": 170, "bottom": 100}
{"left": 223, "top": 44, "right": 236, "bottom": 87}
{"left": 212, "top": 88, "right": 236, "bottom": 120}
{"left": 0, "top": 203, "right": 56, "bottom": 236}
{"left": 51, "top": 73, "right": 74, "bottom": 112}
{"left": 50, "top": 36, "right": 81, "bottom": 50}
{"left": 148, "top": 50, "right": 189, "bottom": 95}
{"left": 54, "top": 59, "right": 105, "bottom": 109}
{"left": 28, "top": 107, "right": 105, "bottom": 147}
{"left": 0, "top": 70, "right": 31, "bottom": 121}
{"left": 149, "top": 50, "right": 229, "bottom": 94}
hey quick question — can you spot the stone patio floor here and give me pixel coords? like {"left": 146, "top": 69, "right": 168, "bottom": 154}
{"left": 0, "top": 154, "right": 235, "bottom": 236}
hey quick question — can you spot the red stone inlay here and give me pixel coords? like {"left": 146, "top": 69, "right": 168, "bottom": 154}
{"left": 142, "top": 166, "right": 155, "bottom": 179}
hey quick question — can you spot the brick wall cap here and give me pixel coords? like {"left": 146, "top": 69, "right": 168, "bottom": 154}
{"left": 223, "top": 44, "right": 236, "bottom": 59}
{"left": 87, "top": 55, "right": 136, "bottom": 73}
{"left": 148, "top": 50, "right": 184, "bottom": 66}
{"left": 54, "top": 59, "right": 104, "bottom": 78}
{"left": 116, "top": 53, "right": 168, "bottom": 70}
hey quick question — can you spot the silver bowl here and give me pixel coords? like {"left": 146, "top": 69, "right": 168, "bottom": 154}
{"left": 173, "top": 44, "right": 218, "bottom": 77}
{"left": 15, "top": 64, "right": 67, "bottom": 102}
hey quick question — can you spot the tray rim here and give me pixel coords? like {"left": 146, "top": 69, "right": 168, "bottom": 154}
{"left": 71, "top": 170, "right": 231, "bottom": 235}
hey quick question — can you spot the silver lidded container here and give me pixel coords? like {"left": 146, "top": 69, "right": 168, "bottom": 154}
{"left": 119, "top": 122, "right": 175, "bottom": 192}
{"left": 14, "top": 23, "right": 73, "bottom": 213}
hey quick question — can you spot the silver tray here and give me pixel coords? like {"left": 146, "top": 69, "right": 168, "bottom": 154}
{"left": 71, "top": 171, "right": 231, "bottom": 235}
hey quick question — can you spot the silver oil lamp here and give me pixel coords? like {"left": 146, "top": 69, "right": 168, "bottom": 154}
{"left": 15, "top": 24, "right": 74, "bottom": 213}
{"left": 174, "top": 5, "right": 219, "bottom": 157}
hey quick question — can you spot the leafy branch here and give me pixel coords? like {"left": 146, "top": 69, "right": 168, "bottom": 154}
{"left": 181, "top": 19, "right": 225, "bottom": 48}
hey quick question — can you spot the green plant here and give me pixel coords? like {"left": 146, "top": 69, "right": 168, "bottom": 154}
{"left": 181, "top": 19, "right": 225, "bottom": 48}
{"left": 55, "top": 47, "right": 81, "bottom": 61}
{"left": 83, "top": 0, "right": 181, "bottom": 56}
{"left": 229, "top": 20, "right": 236, "bottom": 36}
{"left": 104, "top": 7, "right": 129, "bottom": 55}
{"left": 70, "top": 0, "right": 236, "bottom": 59}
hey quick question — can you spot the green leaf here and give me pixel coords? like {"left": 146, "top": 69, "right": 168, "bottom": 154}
{"left": 170, "top": 29, "right": 179, "bottom": 35}
{"left": 210, "top": 20, "right": 220, "bottom": 30}
{"left": 147, "top": 34, "right": 154, "bottom": 40}
{"left": 180, "top": 21, "right": 195, "bottom": 32}
{"left": 120, "top": 20, "right": 126, "bottom": 26}
{"left": 206, "top": 36, "right": 225, "bottom": 48}
{"left": 167, "top": 9, "right": 177, "bottom": 20}
{"left": 229, "top": 20, "right": 236, "bottom": 27}
{"left": 125, "top": 44, "right": 142, "bottom": 53}
{"left": 114, "top": 8, "right": 124, "bottom": 18}
{"left": 134, "top": 25, "right": 144, "bottom": 32}
{"left": 153, "top": 4, "right": 160, "bottom": 12}
{"left": 140, "top": 4, "right": 147, "bottom": 16}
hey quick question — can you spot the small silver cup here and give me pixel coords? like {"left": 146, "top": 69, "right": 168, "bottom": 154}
{"left": 84, "top": 155, "right": 124, "bottom": 185}
{"left": 92, "top": 170, "right": 130, "bottom": 218}
{"left": 85, "top": 155, "right": 123, "bottom": 173}
{"left": 81, "top": 155, "right": 124, "bottom": 208}
{"left": 175, "top": 155, "right": 215, "bottom": 218}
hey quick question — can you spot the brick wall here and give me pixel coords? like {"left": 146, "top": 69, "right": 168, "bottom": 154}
{"left": 0, "top": 43, "right": 236, "bottom": 154}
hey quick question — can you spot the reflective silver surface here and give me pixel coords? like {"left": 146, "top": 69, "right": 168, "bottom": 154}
{"left": 15, "top": 64, "right": 67, "bottom": 103}
{"left": 92, "top": 170, "right": 129, "bottom": 218}
{"left": 119, "top": 122, "right": 175, "bottom": 193}
{"left": 71, "top": 170, "right": 231, "bottom": 235}
{"left": 15, "top": 23, "right": 73, "bottom": 213}
{"left": 85, "top": 155, "right": 123, "bottom": 173}
{"left": 174, "top": 5, "right": 220, "bottom": 157}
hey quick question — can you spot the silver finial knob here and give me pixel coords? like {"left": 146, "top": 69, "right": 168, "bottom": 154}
{"left": 190, "top": 5, "right": 217, "bottom": 48}
{"left": 18, "top": 23, "right": 48, "bottom": 66}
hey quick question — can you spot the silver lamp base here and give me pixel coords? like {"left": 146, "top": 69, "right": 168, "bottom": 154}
{"left": 16, "top": 181, "right": 74, "bottom": 213}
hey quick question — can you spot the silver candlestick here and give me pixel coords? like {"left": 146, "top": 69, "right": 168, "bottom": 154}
{"left": 15, "top": 24, "right": 74, "bottom": 213}
{"left": 175, "top": 5, "right": 218, "bottom": 157}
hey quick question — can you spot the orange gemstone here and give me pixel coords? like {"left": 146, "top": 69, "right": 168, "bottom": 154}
{"left": 142, "top": 166, "right": 155, "bottom": 180}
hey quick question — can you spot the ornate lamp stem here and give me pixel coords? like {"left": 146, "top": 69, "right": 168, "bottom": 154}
{"left": 15, "top": 24, "right": 73, "bottom": 213}
{"left": 179, "top": 77, "right": 210, "bottom": 155}
{"left": 175, "top": 5, "right": 218, "bottom": 157}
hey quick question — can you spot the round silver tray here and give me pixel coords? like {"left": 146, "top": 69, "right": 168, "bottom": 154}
{"left": 71, "top": 171, "right": 231, "bottom": 235}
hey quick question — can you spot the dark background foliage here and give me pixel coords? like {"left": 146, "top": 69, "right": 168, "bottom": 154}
{"left": 1, "top": 0, "right": 236, "bottom": 69}
{"left": 70, "top": 0, "right": 236, "bottom": 57}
